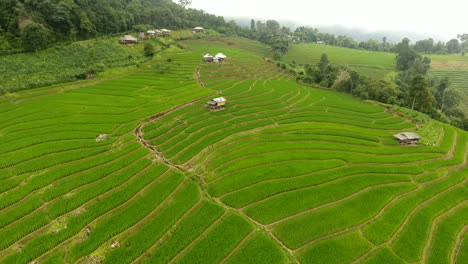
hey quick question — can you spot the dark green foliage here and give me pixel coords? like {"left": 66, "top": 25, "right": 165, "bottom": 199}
{"left": 0, "top": 40, "right": 144, "bottom": 93}
{"left": 1, "top": 0, "right": 229, "bottom": 50}
{"left": 394, "top": 38, "right": 420, "bottom": 71}
{"left": 21, "top": 23, "right": 50, "bottom": 52}
{"left": 144, "top": 42, "right": 155, "bottom": 57}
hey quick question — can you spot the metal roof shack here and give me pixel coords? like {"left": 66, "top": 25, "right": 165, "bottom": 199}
{"left": 193, "top": 27, "right": 205, "bottom": 34}
{"left": 159, "top": 29, "right": 171, "bottom": 37}
{"left": 119, "top": 35, "right": 138, "bottom": 44}
{"left": 206, "top": 97, "right": 227, "bottom": 111}
{"left": 203, "top": 54, "right": 214, "bottom": 62}
{"left": 212, "top": 53, "right": 227, "bottom": 63}
{"left": 394, "top": 132, "right": 421, "bottom": 145}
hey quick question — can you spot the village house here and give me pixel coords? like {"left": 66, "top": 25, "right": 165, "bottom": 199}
{"left": 147, "top": 30, "right": 156, "bottom": 36}
{"left": 159, "top": 29, "right": 171, "bottom": 37}
{"left": 203, "top": 53, "right": 228, "bottom": 63}
{"left": 316, "top": 40, "right": 325, "bottom": 45}
{"left": 193, "top": 27, "right": 205, "bottom": 34}
{"left": 119, "top": 35, "right": 138, "bottom": 44}
{"left": 206, "top": 97, "right": 227, "bottom": 111}
{"left": 214, "top": 53, "right": 227, "bottom": 63}
{"left": 203, "top": 54, "right": 214, "bottom": 62}
{"left": 394, "top": 132, "right": 421, "bottom": 145}
{"left": 139, "top": 32, "right": 150, "bottom": 39}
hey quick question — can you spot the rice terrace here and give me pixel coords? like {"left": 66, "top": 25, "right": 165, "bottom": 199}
{"left": 0, "top": 35, "right": 466, "bottom": 264}
{"left": 0, "top": 0, "right": 468, "bottom": 264}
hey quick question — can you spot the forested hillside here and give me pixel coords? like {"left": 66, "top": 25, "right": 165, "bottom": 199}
{"left": 0, "top": 0, "right": 227, "bottom": 52}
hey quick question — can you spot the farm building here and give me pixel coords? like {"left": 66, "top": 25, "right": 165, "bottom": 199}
{"left": 203, "top": 54, "right": 214, "bottom": 62}
{"left": 193, "top": 27, "right": 205, "bottom": 34}
{"left": 206, "top": 97, "right": 227, "bottom": 111}
{"left": 316, "top": 40, "right": 325, "bottom": 45}
{"left": 139, "top": 32, "right": 150, "bottom": 39}
{"left": 119, "top": 35, "right": 138, "bottom": 44}
{"left": 394, "top": 132, "right": 421, "bottom": 145}
{"left": 160, "top": 29, "right": 171, "bottom": 37}
{"left": 147, "top": 30, "right": 156, "bottom": 35}
{"left": 214, "top": 53, "right": 227, "bottom": 63}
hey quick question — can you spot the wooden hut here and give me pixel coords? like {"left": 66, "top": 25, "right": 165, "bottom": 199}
{"left": 193, "top": 27, "right": 205, "bottom": 34}
{"left": 203, "top": 54, "right": 214, "bottom": 62}
{"left": 139, "top": 32, "right": 150, "bottom": 39}
{"left": 214, "top": 53, "right": 227, "bottom": 63}
{"left": 160, "top": 29, "right": 171, "bottom": 37}
{"left": 206, "top": 97, "right": 227, "bottom": 111}
{"left": 394, "top": 132, "right": 421, "bottom": 145}
{"left": 119, "top": 35, "right": 138, "bottom": 44}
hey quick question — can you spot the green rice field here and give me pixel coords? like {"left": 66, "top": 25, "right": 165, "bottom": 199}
{"left": 0, "top": 37, "right": 466, "bottom": 263}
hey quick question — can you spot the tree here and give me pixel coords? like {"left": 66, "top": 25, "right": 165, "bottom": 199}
{"left": 144, "top": 43, "right": 155, "bottom": 58}
{"left": 250, "top": 19, "right": 255, "bottom": 31}
{"left": 333, "top": 70, "right": 353, "bottom": 93}
{"left": 318, "top": 53, "right": 329, "bottom": 75}
{"left": 79, "top": 12, "right": 95, "bottom": 37}
{"left": 414, "top": 38, "right": 434, "bottom": 54}
{"left": 366, "top": 39, "right": 380, "bottom": 51}
{"left": 382, "top": 36, "right": 387, "bottom": 51}
{"left": 21, "top": 23, "right": 50, "bottom": 53}
{"left": 394, "top": 38, "right": 420, "bottom": 71}
{"left": 413, "top": 56, "right": 431, "bottom": 75}
{"left": 446, "top": 39, "right": 461, "bottom": 54}
{"left": 177, "top": 0, "right": 192, "bottom": 8}
{"left": 441, "top": 88, "right": 460, "bottom": 111}
{"left": 265, "top": 20, "right": 280, "bottom": 36}
{"left": 435, "top": 76, "right": 450, "bottom": 108}
{"left": 432, "top": 41, "right": 448, "bottom": 54}
{"left": 408, "top": 74, "right": 435, "bottom": 112}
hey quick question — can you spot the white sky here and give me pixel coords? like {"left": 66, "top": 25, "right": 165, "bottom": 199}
{"left": 184, "top": 0, "right": 467, "bottom": 40}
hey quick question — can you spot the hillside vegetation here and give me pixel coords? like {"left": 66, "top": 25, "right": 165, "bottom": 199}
{"left": 0, "top": 37, "right": 466, "bottom": 264}
{"left": 0, "top": 38, "right": 147, "bottom": 94}
{"left": 283, "top": 42, "right": 468, "bottom": 124}
{"left": 283, "top": 43, "right": 396, "bottom": 78}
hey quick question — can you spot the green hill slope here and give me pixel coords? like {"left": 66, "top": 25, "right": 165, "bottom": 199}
{"left": 0, "top": 37, "right": 466, "bottom": 264}
{"left": 283, "top": 43, "right": 396, "bottom": 78}
{"left": 283, "top": 43, "right": 468, "bottom": 116}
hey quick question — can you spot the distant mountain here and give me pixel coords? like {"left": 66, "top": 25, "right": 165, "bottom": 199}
{"left": 226, "top": 16, "right": 447, "bottom": 44}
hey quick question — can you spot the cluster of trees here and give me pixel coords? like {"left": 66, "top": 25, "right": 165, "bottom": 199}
{"left": 292, "top": 38, "right": 467, "bottom": 129}
{"left": 291, "top": 26, "right": 468, "bottom": 55}
{"left": 0, "top": 0, "right": 228, "bottom": 52}
{"left": 413, "top": 35, "right": 468, "bottom": 54}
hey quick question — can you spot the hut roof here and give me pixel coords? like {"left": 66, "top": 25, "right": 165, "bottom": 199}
{"left": 161, "top": 29, "right": 171, "bottom": 32}
{"left": 147, "top": 30, "right": 156, "bottom": 34}
{"left": 120, "top": 35, "right": 137, "bottom": 41}
{"left": 394, "top": 132, "right": 421, "bottom": 141}
{"left": 215, "top": 53, "right": 227, "bottom": 59}
{"left": 213, "top": 97, "right": 226, "bottom": 103}
{"left": 204, "top": 54, "right": 213, "bottom": 58}
{"left": 194, "top": 27, "right": 204, "bottom": 30}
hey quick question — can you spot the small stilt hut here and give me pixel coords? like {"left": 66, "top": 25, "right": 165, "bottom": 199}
{"left": 206, "top": 97, "right": 227, "bottom": 111}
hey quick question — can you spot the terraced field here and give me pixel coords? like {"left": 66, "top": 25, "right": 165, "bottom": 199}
{"left": 0, "top": 37, "right": 467, "bottom": 263}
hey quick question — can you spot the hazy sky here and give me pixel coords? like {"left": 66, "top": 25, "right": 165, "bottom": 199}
{"left": 185, "top": 0, "right": 467, "bottom": 40}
